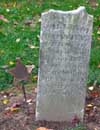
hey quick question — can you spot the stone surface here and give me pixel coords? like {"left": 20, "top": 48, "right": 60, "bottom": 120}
{"left": 36, "top": 7, "right": 93, "bottom": 121}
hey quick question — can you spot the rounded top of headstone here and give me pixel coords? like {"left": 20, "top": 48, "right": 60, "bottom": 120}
{"left": 42, "top": 6, "right": 93, "bottom": 18}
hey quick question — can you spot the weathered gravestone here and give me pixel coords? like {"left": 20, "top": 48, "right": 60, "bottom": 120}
{"left": 36, "top": 7, "right": 93, "bottom": 121}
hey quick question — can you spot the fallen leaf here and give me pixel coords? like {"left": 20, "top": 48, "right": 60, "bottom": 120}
{"left": 3, "top": 18, "right": 9, "bottom": 22}
{"left": 1, "top": 65, "right": 9, "bottom": 69}
{"left": 2, "top": 98, "right": 9, "bottom": 104}
{"left": 33, "top": 75, "right": 38, "bottom": 81}
{"left": 24, "top": 20, "right": 32, "bottom": 25}
{"left": 88, "top": 86, "right": 94, "bottom": 91}
{"left": 37, "top": 35, "right": 40, "bottom": 39}
{"left": 85, "top": 107, "right": 91, "bottom": 113}
{"left": 87, "top": 104, "right": 93, "bottom": 108}
{"left": 27, "top": 8, "right": 30, "bottom": 11}
{"left": 16, "top": 38, "right": 20, "bottom": 43}
{"left": 11, "top": 103, "right": 21, "bottom": 108}
{"left": 0, "top": 91, "right": 9, "bottom": 96}
{"left": 38, "top": 18, "right": 41, "bottom": 22}
{"left": 6, "top": 9, "right": 10, "bottom": 12}
{"left": 90, "top": 91, "right": 99, "bottom": 97}
{"left": 3, "top": 95, "right": 7, "bottom": 98}
{"left": 97, "top": 30, "right": 100, "bottom": 35}
{"left": 0, "top": 15, "right": 9, "bottom": 22}
{"left": 4, "top": 110, "right": 11, "bottom": 116}
{"left": 28, "top": 44, "right": 39, "bottom": 49}
{"left": 0, "top": 15, "right": 4, "bottom": 19}
{"left": 0, "top": 49, "right": 5, "bottom": 54}
{"left": 26, "top": 99, "right": 33, "bottom": 105}
{"left": 13, "top": 21, "right": 18, "bottom": 25}
{"left": 97, "top": 37, "right": 100, "bottom": 40}
{"left": 35, "top": 88, "right": 37, "bottom": 93}
{"left": 26, "top": 64, "right": 35, "bottom": 73}
{"left": 26, "top": 99, "right": 32, "bottom": 103}
{"left": 93, "top": 106, "right": 97, "bottom": 112}
{"left": 13, "top": 2, "right": 17, "bottom": 7}
{"left": 36, "top": 127, "right": 48, "bottom": 130}
{"left": 5, "top": 107, "right": 11, "bottom": 111}
{"left": 10, "top": 107, "right": 20, "bottom": 112}
{"left": 97, "top": 64, "right": 100, "bottom": 68}
{"left": 9, "top": 61, "right": 14, "bottom": 65}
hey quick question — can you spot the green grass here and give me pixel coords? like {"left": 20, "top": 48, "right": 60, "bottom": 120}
{"left": 66, "top": 124, "right": 86, "bottom": 130}
{"left": 0, "top": 0, "right": 100, "bottom": 89}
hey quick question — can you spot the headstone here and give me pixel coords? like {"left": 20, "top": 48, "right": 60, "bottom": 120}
{"left": 36, "top": 7, "right": 93, "bottom": 121}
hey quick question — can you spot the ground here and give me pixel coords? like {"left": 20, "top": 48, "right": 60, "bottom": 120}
{"left": 0, "top": 84, "right": 99, "bottom": 130}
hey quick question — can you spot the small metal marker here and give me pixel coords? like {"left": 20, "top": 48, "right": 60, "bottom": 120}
{"left": 8, "top": 57, "right": 30, "bottom": 114}
{"left": 9, "top": 57, "right": 28, "bottom": 81}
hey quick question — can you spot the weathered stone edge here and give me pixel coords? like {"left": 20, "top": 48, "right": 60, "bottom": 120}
{"left": 42, "top": 6, "right": 93, "bottom": 19}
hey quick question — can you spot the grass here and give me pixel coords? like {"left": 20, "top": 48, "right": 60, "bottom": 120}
{"left": 66, "top": 124, "right": 86, "bottom": 130}
{"left": 0, "top": 0, "right": 100, "bottom": 89}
